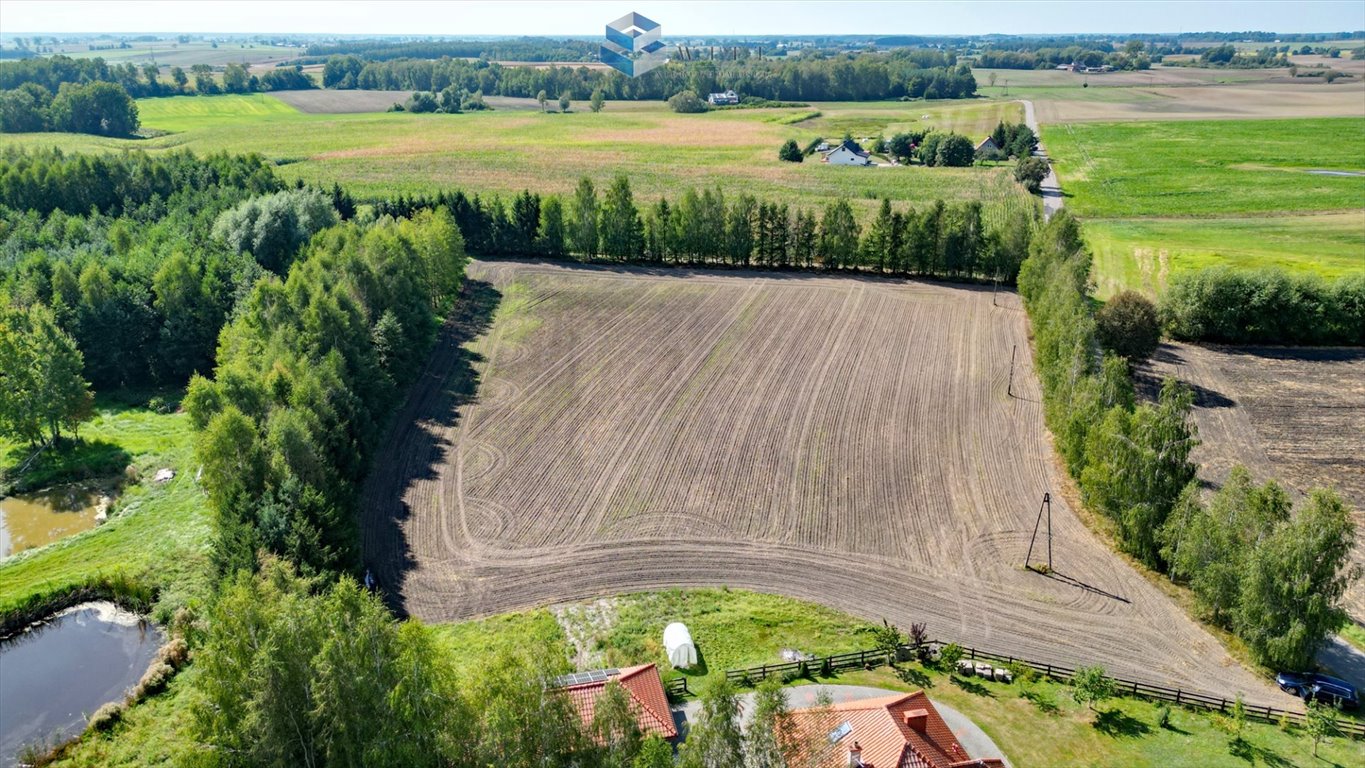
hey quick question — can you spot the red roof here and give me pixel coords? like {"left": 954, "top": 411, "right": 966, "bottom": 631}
{"left": 559, "top": 664, "right": 678, "bottom": 740}
{"left": 789, "top": 691, "right": 1004, "bottom": 768}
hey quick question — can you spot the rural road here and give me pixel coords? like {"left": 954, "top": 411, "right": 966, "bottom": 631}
{"left": 1020, "top": 100, "right": 1064, "bottom": 220}
{"left": 676, "top": 684, "right": 1010, "bottom": 766}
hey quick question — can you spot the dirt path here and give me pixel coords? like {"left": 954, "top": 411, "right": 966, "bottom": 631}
{"left": 362, "top": 261, "right": 1291, "bottom": 708}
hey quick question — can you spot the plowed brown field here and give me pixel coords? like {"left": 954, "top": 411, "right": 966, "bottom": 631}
{"left": 362, "top": 261, "right": 1288, "bottom": 704}
{"left": 1145, "top": 343, "right": 1365, "bottom": 620}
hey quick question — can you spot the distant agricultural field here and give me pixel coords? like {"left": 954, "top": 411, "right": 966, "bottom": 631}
{"left": 1042, "top": 117, "right": 1365, "bottom": 296}
{"left": 0, "top": 93, "right": 1036, "bottom": 224}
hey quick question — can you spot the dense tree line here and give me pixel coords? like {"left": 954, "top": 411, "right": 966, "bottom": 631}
{"left": 974, "top": 40, "right": 1152, "bottom": 70}
{"left": 1160, "top": 267, "right": 1365, "bottom": 346}
{"left": 0, "top": 80, "right": 139, "bottom": 135}
{"left": 1189, "top": 44, "right": 1291, "bottom": 68}
{"left": 374, "top": 176, "right": 1037, "bottom": 282}
{"left": 305, "top": 37, "right": 600, "bottom": 63}
{"left": 0, "top": 55, "right": 315, "bottom": 116}
{"left": 1018, "top": 212, "right": 1357, "bottom": 669}
{"left": 321, "top": 54, "right": 977, "bottom": 102}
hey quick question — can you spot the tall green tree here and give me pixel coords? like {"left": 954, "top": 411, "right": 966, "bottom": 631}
{"left": 599, "top": 175, "right": 643, "bottom": 261}
{"left": 1235, "top": 489, "right": 1358, "bottom": 669}
{"left": 570, "top": 177, "right": 599, "bottom": 257}
{"left": 818, "top": 199, "right": 860, "bottom": 270}
{"left": 538, "top": 195, "right": 567, "bottom": 258}
{"left": 680, "top": 678, "right": 745, "bottom": 768}
{"left": 593, "top": 681, "right": 644, "bottom": 768}
{"left": 745, "top": 678, "right": 794, "bottom": 768}
{"left": 0, "top": 304, "right": 92, "bottom": 445}
{"left": 590, "top": 89, "right": 606, "bottom": 113}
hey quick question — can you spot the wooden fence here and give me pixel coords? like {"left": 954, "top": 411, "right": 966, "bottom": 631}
{"left": 721, "top": 640, "right": 1363, "bottom": 739}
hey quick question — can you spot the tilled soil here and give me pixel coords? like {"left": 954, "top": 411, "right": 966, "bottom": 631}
{"left": 362, "top": 260, "right": 1289, "bottom": 705}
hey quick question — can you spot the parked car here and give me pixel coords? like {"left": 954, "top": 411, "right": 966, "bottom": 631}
{"left": 1275, "top": 671, "right": 1360, "bottom": 709}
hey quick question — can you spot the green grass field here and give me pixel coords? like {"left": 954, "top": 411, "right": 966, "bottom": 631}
{"left": 0, "top": 400, "right": 212, "bottom": 620}
{"left": 1, "top": 94, "right": 1036, "bottom": 226}
{"left": 1041, "top": 117, "right": 1365, "bottom": 295}
{"left": 1086, "top": 212, "right": 1365, "bottom": 297}
{"left": 1044, "top": 118, "right": 1365, "bottom": 218}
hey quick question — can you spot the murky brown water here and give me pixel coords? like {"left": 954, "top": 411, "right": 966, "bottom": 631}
{"left": 0, "top": 486, "right": 107, "bottom": 558}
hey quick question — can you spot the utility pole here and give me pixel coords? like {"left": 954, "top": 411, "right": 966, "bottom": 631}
{"left": 1024, "top": 492, "right": 1053, "bottom": 573}
{"left": 1007, "top": 344, "right": 1017, "bottom": 397}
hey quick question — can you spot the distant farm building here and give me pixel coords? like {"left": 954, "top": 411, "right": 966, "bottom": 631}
{"left": 707, "top": 89, "right": 739, "bottom": 105}
{"left": 787, "top": 691, "right": 1005, "bottom": 768}
{"left": 556, "top": 664, "right": 678, "bottom": 742}
{"left": 822, "top": 139, "right": 872, "bottom": 166}
{"left": 975, "top": 136, "right": 1000, "bottom": 154}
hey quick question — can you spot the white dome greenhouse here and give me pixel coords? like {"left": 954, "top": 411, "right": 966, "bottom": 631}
{"left": 663, "top": 622, "right": 697, "bottom": 669}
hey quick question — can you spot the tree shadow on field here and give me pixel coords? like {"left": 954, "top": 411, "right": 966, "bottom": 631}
{"left": 1228, "top": 736, "right": 1292, "bottom": 767}
{"left": 359, "top": 279, "right": 501, "bottom": 618}
{"left": 1092, "top": 708, "right": 1150, "bottom": 738}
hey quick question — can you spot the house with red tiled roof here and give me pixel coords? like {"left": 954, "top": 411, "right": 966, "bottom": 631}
{"left": 788, "top": 691, "right": 1004, "bottom": 768}
{"left": 556, "top": 664, "right": 679, "bottom": 742}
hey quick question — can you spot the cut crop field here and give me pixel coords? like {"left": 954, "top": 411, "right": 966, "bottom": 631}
{"left": 0, "top": 94, "right": 1036, "bottom": 225}
{"left": 1144, "top": 344, "right": 1365, "bottom": 621}
{"left": 361, "top": 259, "right": 1291, "bottom": 705}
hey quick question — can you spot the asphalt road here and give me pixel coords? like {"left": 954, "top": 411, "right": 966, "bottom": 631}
{"left": 1020, "top": 99, "right": 1064, "bottom": 220}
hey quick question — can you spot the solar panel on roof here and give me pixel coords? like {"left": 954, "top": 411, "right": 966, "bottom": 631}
{"left": 552, "top": 668, "right": 620, "bottom": 687}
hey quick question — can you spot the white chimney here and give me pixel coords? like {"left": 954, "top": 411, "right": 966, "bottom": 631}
{"left": 847, "top": 740, "right": 864, "bottom": 767}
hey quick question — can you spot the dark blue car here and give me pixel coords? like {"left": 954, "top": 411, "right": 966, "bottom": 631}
{"left": 1276, "top": 671, "right": 1360, "bottom": 710}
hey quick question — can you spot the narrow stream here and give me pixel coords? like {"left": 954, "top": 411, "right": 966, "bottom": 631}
{"left": 0, "top": 602, "right": 163, "bottom": 765}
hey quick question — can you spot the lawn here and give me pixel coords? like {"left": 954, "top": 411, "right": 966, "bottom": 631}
{"left": 833, "top": 666, "right": 1363, "bottom": 768}
{"left": 1085, "top": 212, "right": 1365, "bottom": 297}
{"left": 0, "top": 397, "right": 213, "bottom": 621}
{"left": 1, "top": 94, "right": 1037, "bottom": 226}
{"left": 1043, "top": 118, "right": 1365, "bottom": 218}
{"left": 431, "top": 588, "right": 879, "bottom": 686}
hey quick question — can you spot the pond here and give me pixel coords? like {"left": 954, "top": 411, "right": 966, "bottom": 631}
{"left": 0, "top": 485, "right": 111, "bottom": 558}
{"left": 0, "top": 602, "right": 163, "bottom": 765}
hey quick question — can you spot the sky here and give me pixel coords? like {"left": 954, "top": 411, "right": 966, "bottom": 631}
{"left": 3, "top": 0, "right": 1362, "bottom": 37}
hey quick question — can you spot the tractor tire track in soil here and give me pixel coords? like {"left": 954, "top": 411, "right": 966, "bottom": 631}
{"left": 362, "top": 260, "right": 1290, "bottom": 706}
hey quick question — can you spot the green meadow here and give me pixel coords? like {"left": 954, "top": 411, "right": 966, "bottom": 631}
{"left": 2, "top": 93, "right": 1036, "bottom": 226}
{"left": 1045, "top": 118, "right": 1365, "bottom": 218}
{"left": 0, "top": 398, "right": 213, "bottom": 620}
{"left": 1042, "top": 117, "right": 1365, "bottom": 294}
{"left": 1086, "top": 212, "right": 1365, "bottom": 297}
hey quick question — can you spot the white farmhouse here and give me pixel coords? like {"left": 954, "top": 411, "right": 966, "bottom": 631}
{"left": 822, "top": 139, "right": 872, "bottom": 166}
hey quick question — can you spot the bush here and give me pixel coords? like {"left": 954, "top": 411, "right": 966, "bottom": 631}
{"left": 86, "top": 702, "right": 123, "bottom": 732}
{"left": 778, "top": 139, "right": 803, "bottom": 163}
{"left": 131, "top": 661, "right": 176, "bottom": 699}
{"left": 1157, "top": 705, "right": 1172, "bottom": 729}
{"left": 938, "top": 642, "right": 964, "bottom": 672}
{"left": 1096, "top": 290, "right": 1160, "bottom": 363}
{"left": 934, "top": 133, "right": 975, "bottom": 167}
{"left": 1014, "top": 156, "right": 1051, "bottom": 193}
{"left": 667, "top": 90, "right": 708, "bottom": 113}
